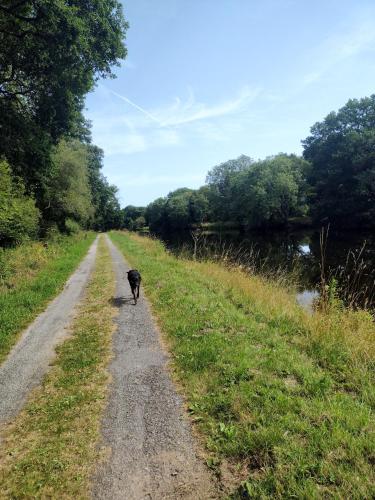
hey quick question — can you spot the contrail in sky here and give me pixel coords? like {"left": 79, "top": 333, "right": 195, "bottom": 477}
{"left": 110, "top": 89, "right": 163, "bottom": 126}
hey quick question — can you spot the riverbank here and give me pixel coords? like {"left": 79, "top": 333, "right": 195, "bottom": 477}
{"left": 0, "top": 232, "right": 96, "bottom": 363}
{"left": 110, "top": 230, "right": 374, "bottom": 498}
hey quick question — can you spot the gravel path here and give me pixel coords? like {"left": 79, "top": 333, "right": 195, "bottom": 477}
{"left": 0, "top": 237, "right": 98, "bottom": 426}
{"left": 92, "top": 236, "right": 216, "bottom": 500}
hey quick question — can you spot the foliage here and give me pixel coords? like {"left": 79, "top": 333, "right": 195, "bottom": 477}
{"left": 85, "top": 143, "right": 123, "bottom": 231}
{"left": 0, "top": 0, "right": 127, "bottom": 201}
{"left": 146, "top": 197, "right": 168, "bottom": 233}
{"left": 93, "top": 181, "right": 122, "bottom": 231}
{"left": 46, "top": 139, "right": 94, "bottom": 229}
{"left": 31, "top": 138, "right": 122, "bottom": 234}
{"left": 206, "top": 154, "right": 254, "bottom": 221}
{"left": 145, "top": 187, "right": 210, "bottom": 232}
{"left": 147, "top": 154, "right": 310, "bottom": 234}
{"left": 303, "top": 95, "right": 375, "bottom": 226}
{"left": 231, "top": 154, "right": 310, "bottom": 228}
{"left": 122, "top": 205, "right": 147, "bottom": 230}
{"left": 0, "top": 159, "right": 40, "bottom": 245}
{"left": 64, "top": 218, "right": 81, "bottom": 235}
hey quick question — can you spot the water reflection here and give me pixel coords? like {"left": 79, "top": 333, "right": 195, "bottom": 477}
{"left": 156, "top": 228, "right": 375, "bottom": 311}
{"left": 296, "top": 290, "right": 319, "bottom": 312}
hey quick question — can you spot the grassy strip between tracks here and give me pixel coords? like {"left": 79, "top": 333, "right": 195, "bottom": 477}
{"left": 0, "top": 232, "right": 96, "bottom": 364}
{"left": 0, "top": 235, "right": 116, "bottom": 498}
{"left": 110, "top": 230, "right": 375, "bottom": 499}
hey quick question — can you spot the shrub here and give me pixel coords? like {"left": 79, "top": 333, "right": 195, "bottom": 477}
{"left": 0, "top": 159, "right": 40, "bottom": 245}
{"left": 64, "top": 218, "right": 81, "bottom": 235}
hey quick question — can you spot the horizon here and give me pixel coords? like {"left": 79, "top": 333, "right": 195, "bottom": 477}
{"left": 84, "top": 0, "right": 375, "bottom": 207}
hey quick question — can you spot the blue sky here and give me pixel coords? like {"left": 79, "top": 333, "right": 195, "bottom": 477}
{"left": 84, "top": 0, "right": 375, "bottom": 207}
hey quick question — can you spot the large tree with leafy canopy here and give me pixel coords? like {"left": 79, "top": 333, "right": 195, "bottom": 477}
{"left": 303, "top": 95, "right": 375, "bottom": 227}
{"left": 0, "top": 0, "right": 127, "bottom": 200}
{"left": 206, "top": 155, "right": 253, "bottom": 222}
{"left": 231, "top": 154, "right": 310, "bottom": 228}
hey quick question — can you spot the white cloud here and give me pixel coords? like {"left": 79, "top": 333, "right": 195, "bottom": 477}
{"left": 301, "top": 19, "right": 375, "bottom": 86}
{"left": 110, "top": 90, "right": 163, "bottom": 125}
{"left": 88, "top": 84, "right": 261, "bottom": 156}
{"left": 156, "top": 85, "right": 261, "bottom": 127}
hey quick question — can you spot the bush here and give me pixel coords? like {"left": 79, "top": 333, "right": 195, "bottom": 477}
{"left": 0, "top": 159, "right": 40, "bottom": 245}
{"left": 64, "top": 218, "right": 81, "bottom": 235}
{"left": 43, "top": 223, "right": 61, "bottom": 242}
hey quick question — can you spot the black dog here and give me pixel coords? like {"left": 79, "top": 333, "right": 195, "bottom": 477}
{"left": 127, "top": 269, "right": 141, "bottom": 305}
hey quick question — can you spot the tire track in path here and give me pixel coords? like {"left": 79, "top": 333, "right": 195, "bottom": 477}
{"left": 92, "top": 235, "right": 216, "bottom": 499}
{"left": 0, "top": 237, "right": 98, "bottom": 426}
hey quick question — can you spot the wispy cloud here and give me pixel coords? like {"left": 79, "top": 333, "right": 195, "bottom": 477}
{"left": 110, "top": 90, "right": 163, "bottom": 125}
{"left": 301, "top": 18, "right": 375, "bottom": 86}
{"left": 108, "top": 84, "right": 260, "bottom": 128}
{"left": 89, "top": 84, "right": 261, "bottom": 155}
{"left": 156, "top": 85, "right": 261, "bottom": 126}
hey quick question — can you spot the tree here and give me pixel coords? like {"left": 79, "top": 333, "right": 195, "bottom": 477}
{"left": 0, "top": 159, "right": 40, "bottom": 245}
{"left": 232, "top": 154, "right": 310, "bottom": 228}
{"left": 303, "top": 95, "right": 375, "bottom": 226}
{"left": 46, "top": 139, "right": 94, "bottom": 230}
{"left": 206, "top": 155, "right": 253, "bottom": 221}
{"left": 0, "top": 0, "right": 128, "bottom": 203}
{"left": 94, "top": 182, "right": 122, "bottom": 231}
{"left": 122, "top": 205, "right": 146, "bottom": 230}
{"left": 165, "top": 189, "right": 193, "bottom": 230}
{"left": 189, "top": 189, "right": 209, "bottom": 224}
{"left": 146, "top": 198, "right": 166, "bottom": 233}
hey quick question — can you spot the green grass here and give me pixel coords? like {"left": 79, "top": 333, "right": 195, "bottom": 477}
{"left": 0, "top": 235, "right": 116, "bottom": 498}
{"left": 110, "top": 231, "right": 375, "bottom": 499}
{"left": 0, "top": 232, "right": 95, "bottom": 363}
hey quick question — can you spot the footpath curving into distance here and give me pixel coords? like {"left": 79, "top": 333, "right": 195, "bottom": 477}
{"left": 92, "top": 236, "right": 216, "bottom": 499}
{"left": 0, "top": 237, "right": 98, "bottom": 426}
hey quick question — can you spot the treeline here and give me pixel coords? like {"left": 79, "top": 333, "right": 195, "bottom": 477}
{"left": 0, "top": 1, "right": 127, "bottom": 246}
{"left": 124, "top": 95, "right": 375, "bottom": 233}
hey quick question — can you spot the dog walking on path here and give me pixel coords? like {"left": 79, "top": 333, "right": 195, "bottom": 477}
{"left": 127, "top": 269, "right": 141, "bottom": 305}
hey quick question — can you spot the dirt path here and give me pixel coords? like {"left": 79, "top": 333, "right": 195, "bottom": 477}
{"left": 92, "top": 236, "right": 217, "bottom": 499}
{"left": 0, "top": 237, "right": 98, "bottom": 426}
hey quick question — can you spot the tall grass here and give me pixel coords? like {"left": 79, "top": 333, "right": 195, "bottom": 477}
{"left": 182, "top": 228, "right": 375, "bottom": 312}
{"left": 181, "top": 229, "right": 302, "bottom": 291}
{"left": 110, "top": 231, "right": 375, "bottom": 498}
{"left": 317, "top": 225, "right": 375, "bottom": 312}
{"left": 0, "top": 232, "right": 95, "bottom": 363}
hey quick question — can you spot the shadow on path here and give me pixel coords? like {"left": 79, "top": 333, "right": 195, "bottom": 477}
{"left": 109, "top": 296, "right": 136, "bottom": 307}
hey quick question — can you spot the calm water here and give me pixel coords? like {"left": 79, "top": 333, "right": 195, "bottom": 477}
{"left": 155, "top": 228, "right": 375, "bottom": 310}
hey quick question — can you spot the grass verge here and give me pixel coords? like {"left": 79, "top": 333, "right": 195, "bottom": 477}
{"left": 110, "top": 230, "right": 375, "bottom": 499}
{"left": 0, "top": 235, "right": 116, "bottom": 498}
{"left": 0, "top": 232, "right": 95, "bottom": 363}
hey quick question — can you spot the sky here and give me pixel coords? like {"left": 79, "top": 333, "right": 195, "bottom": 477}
{"left": 84, "top": 0, "right": 375, "bottom": 207}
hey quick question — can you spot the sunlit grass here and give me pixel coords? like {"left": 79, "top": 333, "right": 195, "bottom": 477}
{"left": 0, "top": 235, "right": 116, "bottom": 498}
{"left": 110, "top": 230, "right": 375, "bottom": 499}
{"left": 0, "top": 232, "right": 95, "bottom": 363}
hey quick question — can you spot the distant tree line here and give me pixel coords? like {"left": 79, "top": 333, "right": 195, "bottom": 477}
{"left": 125, "top": 95, "right": 375, "bottom": 234}
{"left": 0, "top": 0, "right": 127, "bottom": 245}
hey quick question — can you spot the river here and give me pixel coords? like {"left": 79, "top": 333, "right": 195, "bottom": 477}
{"left": 154, "top": 227, "right": 375, "bottom": 311}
